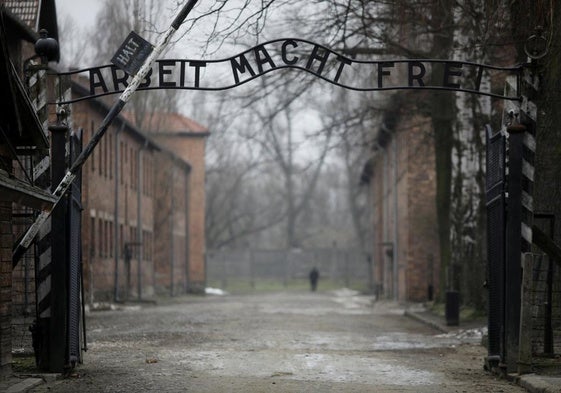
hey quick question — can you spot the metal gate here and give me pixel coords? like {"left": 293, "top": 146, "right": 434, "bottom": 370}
{"left": 67, "top": 130, "right": 83, "bottom": 366}
{"left": 485, "top": 124, "right": 506, "bottom": 369}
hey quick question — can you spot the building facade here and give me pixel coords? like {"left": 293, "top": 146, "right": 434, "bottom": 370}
{"left": 1, "top": 0, "right": 209, "bottom": 374}
{"left": 71, "top": 83, "right": 209, "bottom": 302}
{"left": 143, "top": 113, "right": 208, "bottom": 293}
{"left": 0, "top": 0, "right": 59, "bottom": 377}
{"left": 363, "top": 94, "right": 440, "bottom": 302}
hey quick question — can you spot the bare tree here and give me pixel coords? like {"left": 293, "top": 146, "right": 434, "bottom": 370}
{"left": 237, "top": 73, "right": 333, "bottom": 248}
{"left": 90, "top": 0, "right": 181, "bottom": 125}
{"left": 204, "top": 107, "right": 286, "bottom": 248}
{"left": 57, "top": 17, "right": 86, "bottom": 69}
{"left": 85, "top": 1, "right": 528, "bottom": 307}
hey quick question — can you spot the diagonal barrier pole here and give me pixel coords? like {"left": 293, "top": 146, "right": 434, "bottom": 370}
{"left": 13, "top": 0, "right": 199, "bottom": 263}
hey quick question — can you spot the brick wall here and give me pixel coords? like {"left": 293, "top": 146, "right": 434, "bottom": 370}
{"left": 0, "top": 201, "right": 12, "bottom": 378}
{"left": 72, "top": 98, "right": 158, "bottom": 301}
{"left": 152, "top": 153, "right": 173, "bottom": 294}
{"left": 404, "top": 116, "right": 440, "bottom": 301}
{"left": 367, "top": 101, "right": 439, "bottom": 302}
{"left": 150, "top": 134, "right": 207, "bottom": 293}
{"left": 71, "top": 91, "right": 207, "bottom": 300}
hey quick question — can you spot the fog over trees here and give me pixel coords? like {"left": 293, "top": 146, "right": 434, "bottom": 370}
{"left": 58, "top": 0, "right": 560, "bottom": 306}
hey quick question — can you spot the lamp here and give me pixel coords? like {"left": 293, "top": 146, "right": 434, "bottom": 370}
{"left": 34, "top": 29, "right": 59, "bottom": 64}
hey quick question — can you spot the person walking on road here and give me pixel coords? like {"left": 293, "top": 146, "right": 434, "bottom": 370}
{"left": 309, "top": 267, "right": 319, "bottom": 292}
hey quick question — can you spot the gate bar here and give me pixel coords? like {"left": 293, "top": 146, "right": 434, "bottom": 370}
{"left": 13, "top": 0, "right": 199, "bottom": 263}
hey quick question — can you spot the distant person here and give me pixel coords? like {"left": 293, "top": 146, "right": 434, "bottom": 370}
{"left": 309, "top": 267, "right": 319, "bottom": 292}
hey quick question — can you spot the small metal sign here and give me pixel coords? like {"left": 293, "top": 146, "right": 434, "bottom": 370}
{"left": 111, "top": 31, "right": 153, "bottom": 76}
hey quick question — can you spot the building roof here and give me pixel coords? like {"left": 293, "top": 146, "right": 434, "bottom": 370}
{"left": 2, "top": 0, "right": 59, "bottom": 47}
{"left": 2, "top": 0, "right": 39, "bottom": 30}
{"left": 71, "top": 80, "right": 194, "bottom": 172}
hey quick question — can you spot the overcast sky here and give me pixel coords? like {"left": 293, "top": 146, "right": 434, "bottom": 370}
{"left": 56, "top": 0, "right": 101, "bottom": 30}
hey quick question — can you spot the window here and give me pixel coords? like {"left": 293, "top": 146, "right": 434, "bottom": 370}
{"left": 133, "top": 226, "right": 139, "bottom": 259}
{"left": 143, "top": 156, "right": 147, "bottom": 195}
{"left": 103, "top": 131, "right": 108, "bottom": 178}
{"left": 109, "top": 222, "right": 113, "bottom": 258}
{"left": 105, "top": 220, "right": 109, "bottom": 257}
{"left": 120, "top": 141, "right": 124, "bottom": 185}
{"left": 91, "top": 121, "right": 95, "bottom": 173}
{"left": 143, "top": 231, "right": 152, "bottom": 261}
{"left": 90, "top": 217, "right": 95, "bottom": 258}
{"left": 98, "top": 128, "right": 103, "bottom": 176}
{"left": 119, "top": 224, "right": 124, "bottom": 257}
{"left": 146, "top": 155, "right": 152, "bottom": 196}
{"left": 109, "top": 134, "right": 113, "bottom": 179}
{"left": 131, "top": 147, "right": 135, "bottom": 190}
{"left": 98, "top": 218, "right": 103, "bottom": 258}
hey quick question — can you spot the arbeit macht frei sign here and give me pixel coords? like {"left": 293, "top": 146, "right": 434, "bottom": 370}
{"left": 53, "top": 38, "right": 522, "bottom": 104}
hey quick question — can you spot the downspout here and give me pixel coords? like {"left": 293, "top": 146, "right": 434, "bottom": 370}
{"left": 137, "top": 141, "right": 146, "bottom": 300}
{"left": 383, "top": 148, "right": 389, "bottom": 297}
{"left": 170, "top": 163, "right": 175, "bottom": 296}
{"left": 393, "top": 133, "right": 399, "bottom": 301}
{"left": 367, "top": 150, "right": 379, "bottom": 297}
{"left": 85, "top": 124, "right": 93, "bottom": 306}
{"left": 184, "top": 167, "right": 190, "bottom": 292}
{"left": 367, "top": 172, "right": 375, "bottom": 295}
{"left": 113, "top": 124, "right": 122, "bottom": 302}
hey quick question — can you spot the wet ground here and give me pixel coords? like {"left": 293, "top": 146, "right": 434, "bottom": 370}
{"left": 30, "top": 289, "right": 526, "bottom": 392}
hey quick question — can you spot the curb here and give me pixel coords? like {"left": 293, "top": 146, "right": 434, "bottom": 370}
{"left": 405, "top": 309, "right": 561, "bottom": 393}
{"left": 403, "top": 309, "right": 450, "bottom": 333}
{"left": 514, "top": 373, "right": 561, "bottom": 393}
{"left": 5, "top": 377, "right": 43, "bottom": 393}
{"left": 1, "top": 373, "right": 60, "bottom": 393}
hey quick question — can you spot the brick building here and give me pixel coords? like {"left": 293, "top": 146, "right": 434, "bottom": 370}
{"left": 362, "top": 94, "right": 440, "bottom": 302}
{"left": 138, "top": 112, "right": 208, "bottom": 294}
{"left": 0, "top": 0, "right": 59, "bottom": 377}
{"left": 71, "top": 82, "right": 209, "bottom": 302}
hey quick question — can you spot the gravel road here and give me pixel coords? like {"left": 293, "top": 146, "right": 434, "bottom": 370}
{"left": 30, "top": 289, "right": 525, "bottom": 392}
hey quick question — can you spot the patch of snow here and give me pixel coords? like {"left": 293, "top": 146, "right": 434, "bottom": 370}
{"left": 331, "top": 288, "right": 360, "bottom": 297}
{"left": 205, "top": 287, "right": 229, "bottom": 296}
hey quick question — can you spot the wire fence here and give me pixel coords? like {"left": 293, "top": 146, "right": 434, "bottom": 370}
{"left": 206, "top": 248, "right": 373, "bottom": 293}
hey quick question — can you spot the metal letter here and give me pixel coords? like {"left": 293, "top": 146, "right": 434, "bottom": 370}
{"left": 334, "top": 56, "right": 351, "bottom": 83}
{"left": 306, "top": 45, "right": 330, "bottom": 76}
{"left": 281, "top": 39, "right": 299, "bottom": 65}
{"left": 253, "top": 45, "right": 276, "bottom": 73}
{"left": 138, "top": 68, "right": 153, "bottom": 88}
{"left": 474, "top": 65, "right": 484, "bottom": 92}
{"left": 189, "top": 61, "right": 206, "bottom": 88}
{"left": 443, "top": 62, "right": 463, "bottom": 89}
{"left": 89, "top": 68, "right": 109, "bottom": 95}
{"left": 231, "top": 54, "right": 256, "bottom": 84}
{"left": 158, "top": 60, "right": 177, "bottom": 88}
{"left": 378, "top": 62, "right": 394, "bottom": 88}
{"left": 111, "top": 66, "right": 129, "bottom": 91}
{"left": 408, "top": 61, "right": 426, "bottom": 87}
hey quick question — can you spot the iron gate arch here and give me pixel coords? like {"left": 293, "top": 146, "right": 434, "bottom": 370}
{"left": 485, "top": 125, "right": 506, "bottom": 368}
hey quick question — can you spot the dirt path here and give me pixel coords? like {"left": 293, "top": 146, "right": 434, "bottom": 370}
{"left": 31, "top": 290, "right": 524, "bottom": 392}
